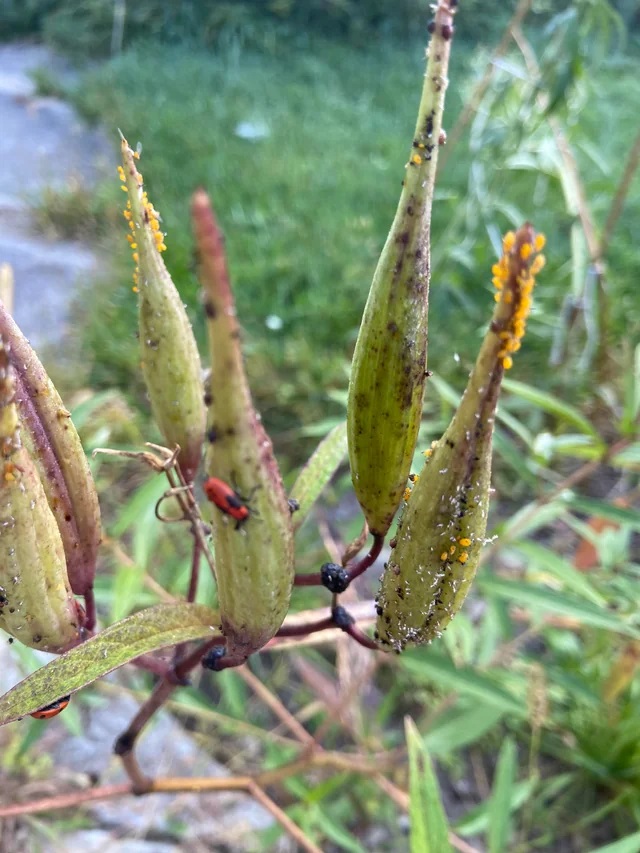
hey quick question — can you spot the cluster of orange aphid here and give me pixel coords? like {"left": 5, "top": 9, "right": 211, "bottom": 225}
{"left": 491, "top": 230, "right": 546, "bottom": 370}
{"left": 440, "top": 536, "right": 471, "bottom": 565}
{"left": 117, "top": 159, "right": 167, "bottom": 294}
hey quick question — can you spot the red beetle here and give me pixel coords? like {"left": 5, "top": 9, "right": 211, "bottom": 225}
{"left": 203, "top": 477, "right": 254, "bottom": 530}
{"left": 30, "top": 695, "right": 71, "bottom": 720}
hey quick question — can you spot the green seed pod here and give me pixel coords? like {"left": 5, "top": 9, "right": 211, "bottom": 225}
{"left": 347, "top": 3, "right": 456, "bottom": 537}
{"left": 120, "top": 137, "right": 205, "bottom": 484}
{"left": 192, "top": 189, "right": 294, "bottom": 662}
{"left": 0, "top": 341, "right": 83, "bottom": 653}
{"left": 376, "top": 225, "right": 546, "bottom": 651}
{"left": 0, "top": 301, "right": 101, "bottom": 611}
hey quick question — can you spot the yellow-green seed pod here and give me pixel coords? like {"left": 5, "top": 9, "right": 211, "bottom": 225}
{"left": 192, "top": 189, "right": 294, "bottom": 661}
{"left": 376, "top": 224, "right": 546, "bottom": 651}
{"left": 347, "top": 3, "right": 456, "bottom": 537}
{"left": 120, "top": 137, "right": 205, "bottom": 484}
{"left": 0, "top": 341, "right": 83, "bottom": 653}
{"left": 0, "top": 301, "right": 101, "bottom": 605}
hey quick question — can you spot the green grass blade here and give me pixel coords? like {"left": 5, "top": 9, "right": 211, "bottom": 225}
{"left": 501, "top": 378, "right": 602, "bottom": 439}
{"left": 289, "top": 421, "right": 348, "bottom": 530}
{"left": 479, "top": 575, "right": 640, "bottom": 637}
{"left": 587, "top": 831, "right": 640, "bottom": 853}
{"left": 401, "top": 653, "right": 527, "bottom": 717}
{"left": 564, "top": 496, "right": 640, "bottom": 532}
{"left": 406, "top": 717, "right": 452, "bottom": 853}
{"left": 513, "top": 540, "right": 605, "bottom": 605}
{"left": 488, "top": 737, "right": 517, "bottom": 853}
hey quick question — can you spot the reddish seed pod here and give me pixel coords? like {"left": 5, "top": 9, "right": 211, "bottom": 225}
{"left": 203, "top": 477, "right": 252, "bottom": 529}
{"left": 30, "top": 695, "right": 71, "bottom": 720}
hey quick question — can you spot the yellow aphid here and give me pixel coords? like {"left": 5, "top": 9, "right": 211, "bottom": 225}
{"left": 459, "top": 537, "right": 471, "bottom": 547}
{"left": 502, "top": 231, "right": 516, "bottom": 252}
{"left": 440, "top": 552, "right": 448, "bottom": 561}
{"left": 458, "top": 552, "right": 469, "bottom": 564}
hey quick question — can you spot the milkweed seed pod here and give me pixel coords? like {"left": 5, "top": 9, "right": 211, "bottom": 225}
{"left": 347, "top": 1, "right": 457, "bottom": 537}
{"left": 192, "top": 190, "right": 294, "bottom": 662}
{"left": 0, "top": 339, "right": 83, "bottom": 652}
{"left": 376, "top": 224, "right": 546, "bottom": 651}
{"left": 0, "top": 301, "right": 100, "bottom": 623}
{"left": 119, "top": 136, "right": 205, "bottom": 484}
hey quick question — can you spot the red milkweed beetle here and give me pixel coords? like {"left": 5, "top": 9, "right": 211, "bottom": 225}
{"left": 30, "top": 695, "right": 71, "bottom": 720}
{"left": 203, "top": 477, "right": 257, "bottom": 530}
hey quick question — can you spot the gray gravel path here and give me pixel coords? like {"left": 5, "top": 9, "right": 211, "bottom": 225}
{"left": 0, "top": 42, "right": 112, "bottom": 350}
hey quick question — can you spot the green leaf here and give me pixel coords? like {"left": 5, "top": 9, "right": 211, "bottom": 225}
{"left": 0, "top": 603, "right": 221, "bottom": 725}
{"left": 406, "top": 717, "right": 452, "bottom": 853}
{"left": 455, "top": 779, "right": 536, "bottom": 837}
{"left": 493, "top": 430, "right": 538, "bottom": 487}
{"left": 513, "top": 541, "right": 605, "bottom": 606}
{"left": 587, "top": 831, "right": 640, "bottom": 853}
{"left": 497, "top": 498, "right": 569, "bottom": 541}
{"left": 401, "top": 652, "right": 527, "bottom": 717}
{"left": 488, "top": 737, "right": 517, "bottom": 853}
{"left": 612, "top": 443, "right": 640, "bottom": 468}
{"left": 424, "top": 703, "right": 506, "bottom": 755}
{"left": 501, "top": 378, "right": 601, "bottom": 440}
{"left": 564, "top": 496, "right": 640, "bottom": 532}
{"left": 620, "top": 345, "right": 640, "bottom": 435}
{"left": 289, "top": 421, "right": 348, "bottom": 531}
{"left": 532, "top": 432, "right": 605, "bottom": 462}
{"left": 479, "top": 575, "right": 640, "bottom": 637}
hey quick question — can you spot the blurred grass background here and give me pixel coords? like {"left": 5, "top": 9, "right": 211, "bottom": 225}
{"left": 2, "top": 1, "right": 640, "bottom": 851}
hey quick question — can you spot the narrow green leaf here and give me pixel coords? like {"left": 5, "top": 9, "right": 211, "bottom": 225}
{"left": 514, "top": 541, "right": 605, "bottom": 606}
{"left": 497, "top": 499, "right": 569, "bottom": 541}
{"left": 479, "top": 575, "right": 640, "bottom": 637}
{"left": 290, "top": 421, "right": 348, "bottom": 530}
{"left": 424, "top": 703, "right": 506, "bottom": 755}
{"left": 0, "top": 603, "right": 221, "bottom": 725}
{"left": 401, "top": 653, "right": 526, "bottom": 717}
{"left": 406, "top": 717, "right": 452, "bottom": 853}
{"left": 611, "top": 443, "right": 640, "bottom": 467}
{"left": 564, "top": 496, "right": 640, "bottom": 532}
{"left": 532, "top": 432, "right": 605, "bottom": 461}
{"left": 493, "top": 431, "right": 538, "bottom": 486}
{"left": 488, "top": 737, "right": 517, "bottom": 853}
{"left": 620, "top": 344, "right": 640, "bottom": 435}
{"left": 587, "top": 831, "right": 640, "bottom": 853}
{"left": 495, "top": 408, "right": 533, "bottom": 448}
{"left": 501, "top": 378, "right": 601, "bottom": 439}
{"left": 455, "top": 779, "right": 536, "bottom": 837}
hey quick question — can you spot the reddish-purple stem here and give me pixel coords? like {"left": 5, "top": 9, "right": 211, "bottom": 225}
{"left": 294, "top": 533, "right": 384, "bottom": 587}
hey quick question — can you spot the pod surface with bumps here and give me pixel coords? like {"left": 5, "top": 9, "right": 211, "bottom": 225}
{"left": 347, "top": 1, "right": 457, "bottom": 537}
{"left": 0, "top": 340, "right": 83, "bottom": 653}
{"left": 376, "top": 224, "right": 546, "bottom": 651}
{"left": 193, "top": 190, "right": 294, "bottom": 662}
{"left": 119, "top": 137, "right": 205, "bottom": 485}
{"left": 0, "top": 301, "right": 101, "bottom": 608}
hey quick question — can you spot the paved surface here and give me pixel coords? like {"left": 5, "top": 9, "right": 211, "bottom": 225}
{"left": 0, "top": 42, "right": 112, "bottom": 351}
